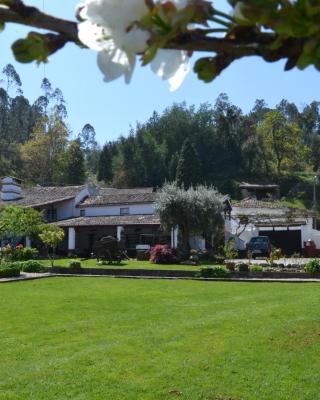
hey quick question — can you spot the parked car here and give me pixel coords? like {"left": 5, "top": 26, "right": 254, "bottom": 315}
{"left": 247, "top": 236, "right": 272, "bottom": 258}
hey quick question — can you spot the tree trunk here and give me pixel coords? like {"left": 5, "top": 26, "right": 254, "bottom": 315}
{"left": 179, "top": 228, "right": 190, "bottom": 260}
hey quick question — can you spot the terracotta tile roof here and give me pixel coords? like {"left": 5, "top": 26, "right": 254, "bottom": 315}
{"left": 54, "top": 214, "right": 160, "bottom": 227}
{"left": 99, "top": 187, "right": 156, "bottom": 195}
{"left": 0, "top": 186, "right": 86, "bottom": 208}
{"left": 232, "top": 198, "right": 287, "bottom": 209}
{"left": 80, "top": 192, "right": 158, "bottom": 207}
{"left": 254, "top": 219, "right": 307, "bottom": 227}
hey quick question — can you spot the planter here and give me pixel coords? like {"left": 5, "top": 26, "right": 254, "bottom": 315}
{"left": 249, "top": 272, "right": 263, "bottom": 278}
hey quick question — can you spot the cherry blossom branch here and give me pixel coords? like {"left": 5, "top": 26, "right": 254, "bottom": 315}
{"left": 0, "top": 1, "right": 305, "bottom": 70}
{"left": 0, "top": 2, "right": 78, "bottom": 40}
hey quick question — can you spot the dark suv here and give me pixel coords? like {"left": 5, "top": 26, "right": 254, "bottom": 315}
{"left": 247, "top": 236, "right": 272, "bottom": 258}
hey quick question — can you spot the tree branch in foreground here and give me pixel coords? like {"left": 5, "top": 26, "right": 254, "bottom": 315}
{"left": 0, "top": 1, "right": 307, "bottom": 76}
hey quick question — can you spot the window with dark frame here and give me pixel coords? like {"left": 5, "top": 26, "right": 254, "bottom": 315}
{"left": 120, "top": 207, "right": 130, "bottom": 216}
{"left": 80, "top": 209, "right": 86, "bottom": 217}
{"left": 46, "top": 208, "right": 57, "bottom": 222}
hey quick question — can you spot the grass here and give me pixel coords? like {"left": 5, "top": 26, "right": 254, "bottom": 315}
{"left": 0, "top": 278, "right": 320, "bottom": 399}
{"left": 41, "top": 258, "right": 204, "bottom": 271}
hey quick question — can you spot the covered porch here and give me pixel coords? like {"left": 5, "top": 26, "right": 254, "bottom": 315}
{"left": 55, "top": 215, "right": 172, "bottom": 257}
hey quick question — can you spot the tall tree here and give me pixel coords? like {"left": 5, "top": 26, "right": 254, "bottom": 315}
{"left": 78, "top": 123, "right": 100, "bottom": 175}
{"left": 64, "top": 139, "right": 86, "bottom": 184}
{"left": 21, "top": 112, "right": 69, "bottom": 184}
{"left": 176, "top": 138, "right": 201, "bottom": 189}
{"left": 259, "top": 111, "right": 307, "bottom": 177}
{"left": 112, "top": 135, "right": 144, "bottom": 187}
{"left": 1, "top": 64, "right": 22, "bottom": 96}
{"left": 97, "top": 141, "right": 117, "bottom": 183}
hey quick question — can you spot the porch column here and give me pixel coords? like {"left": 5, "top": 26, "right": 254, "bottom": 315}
{"left": 25, "top": 236, "right": 31, "bottom": 248}
{"left": 117, "top": 226, "right": 124, "bottom": 241}
{"left": 68, "top": 227, "right": 76, "bottom": 253}
{"left": 171, "top": 227, "right": 178, "bottom": 249}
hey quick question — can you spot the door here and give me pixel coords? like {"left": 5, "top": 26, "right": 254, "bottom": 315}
{"left": 259, "top": 230, "right": 301, "bottom": 255}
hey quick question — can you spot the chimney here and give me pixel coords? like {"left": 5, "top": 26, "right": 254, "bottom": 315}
{"left": 1, "top": 176, "right": 23, "bottom": 201}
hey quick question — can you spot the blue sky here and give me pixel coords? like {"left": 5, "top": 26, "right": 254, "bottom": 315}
{"left": 0, "top": 1, "right": 319, "bottom": 145}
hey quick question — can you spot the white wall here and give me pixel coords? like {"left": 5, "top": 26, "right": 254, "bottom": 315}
{"left": 226, "top": 218, "right": 259, "bottom": 250}
{"left": 56, "top": 199, "right": 75, "bottom": 220}
{"left": 301, "top": 218, "right": 320, "bottom": 248}
{"left": 189, "top": 236, "right": 206, "bottom": 250}
{"left": 82, "top": 203, "right": 155, "bottom": 217}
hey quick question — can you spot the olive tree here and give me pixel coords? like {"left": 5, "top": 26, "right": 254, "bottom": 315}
{"left": 155, "top": 182, "right": 224, "bottom": 258}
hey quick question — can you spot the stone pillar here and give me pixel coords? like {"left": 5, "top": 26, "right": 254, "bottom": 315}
{"left": 25, "top": 236, "right": 31, "bottom": 248}
{"left": 68, "top": 227, "right": 76, "bottom": 253}
{"left": 171, "top": 227, "right": 178, "bottom": 249}
{"left": 117, "top": 226, "right": 124, "bottom": 241}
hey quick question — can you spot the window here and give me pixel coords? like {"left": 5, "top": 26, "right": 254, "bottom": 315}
{"left": 120, "top": 207, "right": 130, "bottom": 216}
{"left": 46, "top": 208, "right": 57, "bottom": 222}
{"left": 80, "top": 209, "right": 86, "bottom": 217}
{"left": 140, "top": 234, "right": 155, "bottom": 246}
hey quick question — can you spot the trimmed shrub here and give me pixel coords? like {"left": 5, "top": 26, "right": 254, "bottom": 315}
{"left": 249, "top": 264, "right": 263, "bottom": 272}
{"left": 21, "top": 260, "right": 45, "bottom": 273}
{"left": 225, "top": 261, "right": 235, "bottom": 271}
{"left": 0, "top": 246, "right": 39, "bottom": 262}
{"left": 20, "top": 247, "right": 39, "bottom": 261}
{"left": 136, "top": 251, "right": 150, "bottom": 261}
{"left": 69, "top": 260, "right": 82, "bottom": 270}
{"left": 0, "top": 267, "right": 20, "bottom": 278}
{"left": 150, "top": 245, "right": 178, "bottom": 264}
{"left": 198, "top": 266, "right": 230, "bottom": 278}
{"left": 304, "top": 259, "right": 320, "bottom": 275}
{"left": 1, "top": 261, "right": 24, "bottom": 270}
{"left": 237, "top": 263, "right": 249, "bottom": 272}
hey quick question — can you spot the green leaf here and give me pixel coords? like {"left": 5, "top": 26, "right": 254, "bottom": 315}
{"left": 142, "top": 45, "right": 158, "bottom": 65}
{"left": 194, "top": 58, "right": 216, "bottom": 82}
{"left": 12, "top": 32, "right": 50, "bottom": 64}
{"left": 297, "top": 51, "right": 315, "bottom": 69}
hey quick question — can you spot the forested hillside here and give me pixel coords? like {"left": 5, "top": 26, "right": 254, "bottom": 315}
{"left": 98, "top": 94, "right": 320, "bottom": 202}
{"left": 1, "top": 63, "right": 320, "bottom": 205}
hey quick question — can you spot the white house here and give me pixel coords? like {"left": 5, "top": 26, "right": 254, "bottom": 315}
{"left": 226, "top": 197, "right": 320, "bottom": 255}
{"left": 0, "top": 176, "right": 172, "bottom": 256}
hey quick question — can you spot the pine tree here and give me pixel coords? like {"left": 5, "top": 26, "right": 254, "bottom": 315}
{"left": 176, "top": 138, "right": 201, "bottom": 189}
{"left": 64, "top": 139, "right": 86, "bottom": 184}
{"left": 97, "top": 142, "right": 116, "bottom": 183}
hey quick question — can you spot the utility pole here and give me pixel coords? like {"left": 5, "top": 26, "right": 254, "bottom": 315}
{"left": 312, "top": 172, "right": 319, "bottom": 229}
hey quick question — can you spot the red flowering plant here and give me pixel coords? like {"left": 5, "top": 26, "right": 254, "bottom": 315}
{"left": 149, "top": 244, "right": 179, "bottom": 264}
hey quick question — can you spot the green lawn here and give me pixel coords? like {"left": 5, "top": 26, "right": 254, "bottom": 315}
{"left": 43, "top": 258, "right": 203, "bottom": 271}
{"left": 0, "top": 278, "right": 320, "bottom": 399}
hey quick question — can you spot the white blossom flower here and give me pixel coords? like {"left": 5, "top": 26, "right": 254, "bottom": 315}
{"left": 77, "top": 0, "right": 190, "bottom": 90}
